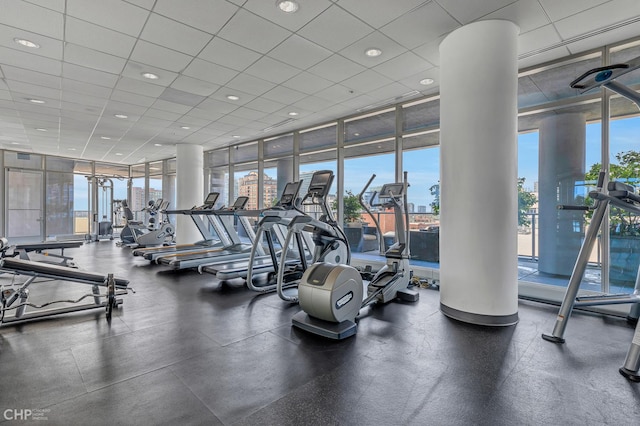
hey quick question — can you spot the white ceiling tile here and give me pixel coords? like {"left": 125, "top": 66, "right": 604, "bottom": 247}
{"left": 243, "top": 97, "right": 287, "bottom": 114}
{"left": 269, "top": 35, "right": 333, "bottom": 70}
{"left": 144, "top": 108, "right": 183, "bottom": 121}
{"left": 185, "top": 108, "right": 225, "bottom": 121}
{"left": 0, "top": 1, "right": 64, "bottom": 39}
{"left": 398, "top": 69, "right": 440, "bottom": 93}
{"left": 104, "top": 100, "right": 148, "bottom": 116}
{"left": 177, "top": 116, "right": 211, "bottom": 127}
{"left": 373, "top": 51, "right": 434, "bottom": 81}
{"left": 121, "top": 62, "right": 178, "bottom": 87}
{"left": 64, "top": 43, "right": 127, "bottom": 74}
{"left": 339, "top": 92, "right": 375, "bottom": 110}
{"left": 307, "top": 54, "right": 366, "bottom": 83}
{"left": 0, "top": 90, "right": 11, "bottom": 101}
{"left": 62, "top": 78, "right": 111, "bottom": 99}
{"left": 436, "top": 0, "right": 517, "bottom": 24}
{"left": 197, "top": 98, "right": 240, "bottom": 115}
{"left": 66, "top": 0, "right": 149, "bottom": 37}
{"left": 65, "top": 17, "right": 136, "bottom": 59}
{"left": 130, "top": 40, "right": 194, "bottom": 73}
{"left": 381, "top": 2, "right": 460, "bottom": 50}
{"left": 0, "top": 46, "right": 62, "bottom": 76}
{"left": 141, "top": 13, "right": 213, "bottom": 56}
{"left": 282, "top": 71, "right": 334, "bottom": 95}
{"left": 6, "top": 80, "right": 61, "bottom": 100}
{"left": 314, "top": 84, "right": 361, "bottom": 102}
{"left": 62, "top": 63, "right": 119, "bottom": 87}
{"left": 152, "top": 99, "right": 192, "bottom": 114}
{"left": 366, "top": 82, "right": 420, "bottom": 104}
{"left": 340, "top": 69, "right": 394, "bottom": 93}
{"left": 227, "top": 107, "right": 268, "bottom": 121}
{"left": 225, "top": 74, "right": 277, "bottom": 96}
{"left": 337, "top": 0, "right": 427, "bottom": 28}
{"left": 291, "top": 95, "right": 334, "bottom": 112}
{"left": 111, "top": 90, "right": 156, "bottom": 108}
{"left": 2, "top": 66, "right": 61, "bottom": 89}
{"left": 298, "top": 5, "right": 373, "bottom": 51}
{"left": 243, "top": 0, "right": 333, "bottom": 31}
{"left": 518, "top": 24, "right": 562, "bottom": 55}
{"left": 217, "top": 9, "right": 292, "bottom": 54}
{"left": 116, "top": 77, "right": 166, "bottom": 98}
{"left": 0, "top": 24, "right": 63, "bottom": 60}
{"left": 208, "top": 88, "right": 256, "bottom": 106}
{"left": 483, "top": 0, "right": 550, "bottom": 34}
{"left": 565, "top": 21, "right": 640, "bottom": 56}
{"left": 198, "top": 38, "right": 261, "bottom": 72}
{"left": 412, "top": 35, "right": 447, "bottom": 67}
{"left": 554, "top": 0, "right": 640, "bottom": 39}
{"left": 538, "top": 0, "right": 609, "bottom": 21}
{"left": 24, "top": 0, "right": 66, "bottom": 13}
{"left": 170, "top": 76, "right": 220, "bottom": 97}
{"left": 339, "top": 31, "right": 408, "bottom": 67}
{"left": 183, "top": 59, "right": 239, "bottom": 86}
{"left": 517, "top": 46, "right": 571, "bottom": 69}
{"left": 122, "top": 0, "right": 156, "bottom": 10}
{"left": 261, "top": 86, "right": 308, "bottom": 104}
{"left": 244, "top": 56, "right": 302, "bottom": 85}
{"left": 154, "top": 0, "right": 239, "bottom": 34}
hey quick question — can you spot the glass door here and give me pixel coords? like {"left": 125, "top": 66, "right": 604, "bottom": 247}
{"left": 6, "top": 169, "right": 44, "bottom": 243}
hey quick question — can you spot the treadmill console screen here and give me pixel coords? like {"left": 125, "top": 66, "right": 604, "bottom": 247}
{"left": 379, "top": 183, "right": 404, "bottom": 198}
{"left": 279, "top": 181, "right": 302, "bottom": 207}
{"left": 204, "top": 192, "right": 220, "bottom": 207}
{"left": 232, "top": 196, "right": 249, "bottom": 209}
{"left": 307, "top": 170, "right": 334, "bottom": 197}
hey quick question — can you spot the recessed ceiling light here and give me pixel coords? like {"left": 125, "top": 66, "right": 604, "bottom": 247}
{"left": 100, "top": 136, "right": 111, "bottom": 140}
{"left": 180, "top": 126, "right": 191, "bottom": 130}
{"left": 11, "top": 142, "right": 20, "bottom": 145}
{"left": 226, "top": 95, "right": 240, "bottom": 101}
{"left": 232, "top": 135, "right": 241, "bottom": 138}
{"left": 68, "top": 148, "right": 76, "bottom": 151}
{"left": 115, "top": 153, "right": 123, "bottom": 156}
{"left": 14, "top": 38, "right": 39, "bottom": 48}
{"left": 114, "top": 114, "right": 128, "bottom": 119}
{"left": 354, "top": 133, "right": 360, "bottom": 136}
{"left": 36, "top": 128, "right": 47, "bottom": 132}
{"left": 365, "top": 48, "right": 382, "bottom": 57}
{"left": 276, "top": 0, "right": 299, "bottom": 13}
{"left": 420, "top": 78, "right": 435, "bottom": 85}
{"left": 288, "top": 112, "right": 299, "bottom": 116}
{"left": 154, "top": 143, "right": 163, "bottom": 147}
{"left": 28, "top": 98, "right": 45, "bottom": 104}
{"left": 141, "top": 72, "right": 159, "bottom": 80}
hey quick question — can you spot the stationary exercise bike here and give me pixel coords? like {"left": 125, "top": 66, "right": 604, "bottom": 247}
{"left": 292, "top": 172, "right": 419, "bottom": 339}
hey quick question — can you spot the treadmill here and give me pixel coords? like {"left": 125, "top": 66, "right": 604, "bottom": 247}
{"left": 131, "top": 192, "right": 225, "bottom": 262}
{"left": 198, "top": 179, "right": 315, "bottom": 280}
{"left": 154, "top": 196, "right": 256, "bottom": 270}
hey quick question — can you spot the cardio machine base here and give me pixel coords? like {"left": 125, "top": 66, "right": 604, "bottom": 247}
{"left": 619, "top": 367, "right": 640, "bottom": 382}
{"left": 291, "top": 311, "right": 357, "bottom": 340}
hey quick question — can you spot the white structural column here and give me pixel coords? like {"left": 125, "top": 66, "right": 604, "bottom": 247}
{"left": 439, "top": 20, "right": 519, "bottom": 326}
{"left": 277, "top": 158, "right": 294, "bottom": 199}
{"left": 538, "top": 113, "right": 586, "bottom": 276}
{"left": 176, "top": 144, "right": 204, "bottom": 244}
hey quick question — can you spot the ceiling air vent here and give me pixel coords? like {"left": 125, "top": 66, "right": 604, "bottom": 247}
{"left": 263, "top": 118, "right": 296, "bottom": 132}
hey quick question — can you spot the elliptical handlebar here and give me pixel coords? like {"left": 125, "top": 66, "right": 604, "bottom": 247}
{"left": 357, "top": 174, "right": 384, "bottom": 255}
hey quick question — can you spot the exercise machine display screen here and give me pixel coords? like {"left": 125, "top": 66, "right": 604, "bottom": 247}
{"left": 379, "top": 183, "right": 404, "bottom": 198}
{"left": 232, "top": 196, "right": 249, "bottom": 209}
{"left": 204, "top": 192, "right": 220, "bottom": 206}
{"left": 308, "top": 170, "right": 334, "bottom": 197}
{"left": 280, "top": 181, "right": 302, "bottom": 207}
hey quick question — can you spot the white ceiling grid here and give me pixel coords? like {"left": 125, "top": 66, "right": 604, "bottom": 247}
{"left": 0, "top": 0, "right": 638, "bottom": 163}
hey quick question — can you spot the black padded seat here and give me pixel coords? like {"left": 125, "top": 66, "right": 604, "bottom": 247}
{"left": 0, "top": 258, "right": 129, "bottom": 288}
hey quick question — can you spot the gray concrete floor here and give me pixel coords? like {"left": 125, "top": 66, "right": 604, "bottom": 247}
{"left": 1, "top": 241, "right": 639, "bottom": 425}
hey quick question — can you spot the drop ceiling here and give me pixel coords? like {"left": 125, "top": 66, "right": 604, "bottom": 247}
{"left": 0, "top": 0, "right": 639, "bottom": 164}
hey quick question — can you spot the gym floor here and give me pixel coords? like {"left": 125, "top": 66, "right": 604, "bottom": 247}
{"left": 1, "top": 241, "right": 638, "bottom": 425}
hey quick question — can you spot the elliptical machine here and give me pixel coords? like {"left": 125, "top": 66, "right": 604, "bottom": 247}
{"left": 275, "top": 170, "right": 350, "bottom": 302}
{"left": 118, "top": 199, "right": 175, "bottom": 248}
{"left": 292, "top": 172, "right": 419, "bottom": 339}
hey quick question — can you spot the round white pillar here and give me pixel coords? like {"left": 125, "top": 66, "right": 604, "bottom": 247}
{"left": 176, "top": 144, "right": 204, "bottom": 244}
{"left": 277, "top": 158, "right": 294, "bottom": 198}
{"left": 439, "top": 20, "right": 519, "bottom": 326}
{"left": 538, "top": 113, "right": 586, "bottom": 276}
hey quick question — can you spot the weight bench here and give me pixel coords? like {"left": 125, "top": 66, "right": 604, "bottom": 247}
{"left": 14, "top": 241, "right": 84, "bottom": 267}
{"left": 0, "top": 257, "right": 130, "bottom": 325}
